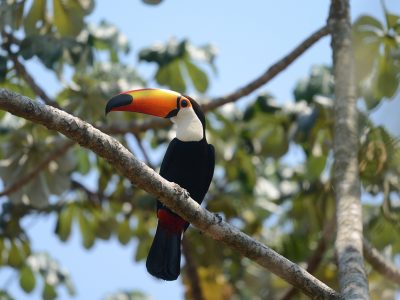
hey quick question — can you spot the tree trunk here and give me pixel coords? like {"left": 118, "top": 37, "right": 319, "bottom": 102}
{"left": 328, "top": 0, "right": 370, "bottom": 299}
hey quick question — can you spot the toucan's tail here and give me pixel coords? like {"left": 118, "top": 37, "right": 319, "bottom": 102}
{"left": 146, "top": 222, "right": 182, "bottom": 281}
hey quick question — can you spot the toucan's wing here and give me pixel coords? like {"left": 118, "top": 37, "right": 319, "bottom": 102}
{"left": 160, "top": 139, "right": 177, "bottom": 177}
{"left": 158, "top": 139, "right": 178, "bottom": 211}
{"left": 203, "top": 144, "right": 215, "bottom": 195}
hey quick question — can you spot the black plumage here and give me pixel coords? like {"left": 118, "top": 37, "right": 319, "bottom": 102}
{"left": 146, "top": 98, "right": 215, "bottom": 281}
{"left": 105, "top": 89, "right": 214, "bottom": 281}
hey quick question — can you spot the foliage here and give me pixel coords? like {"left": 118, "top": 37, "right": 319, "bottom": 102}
{"left": 0, "top": 1, "right": 399, "bottom": 300}
{"left": 139, "top": 38, "right": 217, "bottom": 93}
{"left": 353, "top": 7, "right": 400, "bottom": 109}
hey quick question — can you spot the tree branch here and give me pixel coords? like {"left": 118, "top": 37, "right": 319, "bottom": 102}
{"left": 102, "top": 25, "right": 330, "bottom": 135}
{"left": 0, "top": 88, "right": 341, "bottom": 299}
{"left": 0, "top": 140, "right": 75, "bottom": 197}
{"left": 363, "top": 239, "right": 400, "bottom": 285}
{"left": 328, "top": 0, "right": 369, "bottom": 299}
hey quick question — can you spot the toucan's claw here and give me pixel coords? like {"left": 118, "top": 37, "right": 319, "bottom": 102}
{"left": 214, "top": 213, "right": 223, "bottom": 224}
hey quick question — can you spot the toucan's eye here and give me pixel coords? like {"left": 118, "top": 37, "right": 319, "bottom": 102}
{"left": 181, "top": 99, "right": 188, "bottom": 108}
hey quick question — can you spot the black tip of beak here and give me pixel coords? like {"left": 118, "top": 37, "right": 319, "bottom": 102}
{"left": 105, "top": 93, "right": 133, "bottom": 115}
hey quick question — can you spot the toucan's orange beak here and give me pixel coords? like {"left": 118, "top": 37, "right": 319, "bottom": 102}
{"left": 105, "top": 88, "right": 181, "bottom": 118}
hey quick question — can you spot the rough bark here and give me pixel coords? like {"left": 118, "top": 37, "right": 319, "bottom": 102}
{"left": 328, "top": 0, "right": 369, "bottom": 299}
{"left": 0, "top": 89, "right": 341, "bottom": 299}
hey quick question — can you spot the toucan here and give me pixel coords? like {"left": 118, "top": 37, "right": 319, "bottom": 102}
{"left": 105, "top": 88, "right": 215, "bottom": 281}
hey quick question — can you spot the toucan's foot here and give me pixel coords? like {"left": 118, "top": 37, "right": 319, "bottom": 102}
{"left": 214, "top": 213, "right": 223, "bottom": 224}
{"left": 172, "top": 183, "right": 190, "bottom": 198}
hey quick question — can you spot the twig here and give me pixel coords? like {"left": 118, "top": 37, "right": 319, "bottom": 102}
{"left": 0, "top": 140, "right": 75, "bottom": 197}
{"left": 71, "top": 179, "right": 102, "bottom": 204}
{"left": 1, "top": 31, "right": 62, "bottom": 109}
{"left": 2, "top": 271, "right": 17, "bottom": 289}
{"left": 363, "top": 239, "right": 400, "bottom": 285}
{"left": 203, "top": 25, "right": 330, "bottom": 111}
{"left": 0, "top": 89, "right": 341, "bottom": 299}
{"left": 182, "top": 237, "right": 204, "bottom": 300}
{"left": 132, "top": 133, "right": 154, "bottom": 169}
{"left": 281, "top": 217, "right": 336, "bottom": 300}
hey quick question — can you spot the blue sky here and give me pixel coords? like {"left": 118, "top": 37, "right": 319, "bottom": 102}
{"left": 1, "top": 1, "right": 400, "bottom": 300}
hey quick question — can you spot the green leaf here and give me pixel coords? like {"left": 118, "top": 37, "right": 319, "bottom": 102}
{"left": 55, "top": 204, "right": 75, "bottom": 242}
{"left": 135, "top": 239, "right": 151, "bottom": 262}
{"left": 77, "top": 211, "right": 95, "bottom": 249}
{"left": 353, "top": 15, "right": 384, "bottom": 31}
{"left": 184, "top": 58, "right": 209, "bottom": 93}
{"left": 4, "top": 219, "right": 21, "bottom": 237}
{"left": 7, "top": 241, "right": 23, "bottom": 268}
{"left": 155, "top": 60, "right": 186, "bottom": 93}
{"left": 20, "top": 240, "right": 31, "bottom": 257}
{"left": 93, "top": 215, "right": 113, "bottom": 240}
{"left": 117, "top": 219, "right": 132, "bottom": 245}
{"left": 386, "top": 13, "right": 399, "bottom": 29}
{"left": 352, "top": 15, "right": 383, "bottom": 81}
{"left": 140, "top": 38, "right": 216, "bottom": 92}
{"left": 19, "top": 266, "right": 36, "bottom": 293}
{"left": 23, "top": 0, "right": 46, "bottom": 35}
{"left": 53, "top": 0, "right": 85, "bottom": 37}
{"left": 42, "top": 283, "right": 57, "bottom": 300}
{"left": 262, "top": 124, "right": 288, "bottom": 158}
{"left": 374, "top": 56, "right": 399, "bottom": 99}
{"left": 76, "top": 149, "right": 90, "bottom": 174}
{"left": 361, "top": 81, "right": 382, "bottom": 110}
{"left": 305, "top": 155, "right": 327, "bottom": 181}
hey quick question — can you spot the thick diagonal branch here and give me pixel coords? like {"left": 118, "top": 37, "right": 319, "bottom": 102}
{"left": 0, "top": 89, "right": 341, "bottom": 299}
{"left": 328, "top": 0, "right": 369, "bottom": 299}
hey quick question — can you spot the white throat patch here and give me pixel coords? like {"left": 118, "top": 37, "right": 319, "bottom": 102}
{"left": 171, "top": 108, "right": 203, "bottom": 142}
